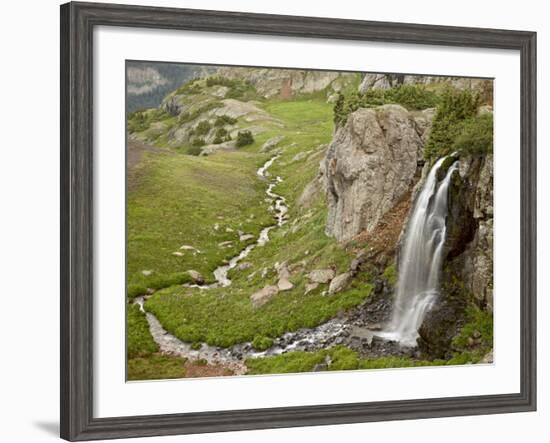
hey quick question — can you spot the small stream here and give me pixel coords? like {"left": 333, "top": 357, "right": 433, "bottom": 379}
{"left": 183, "top": 155, "right": 288, "bottom": 289}
{"left": 135, "top": 294, "right": 354, "bottom": 374}
{"left": 133, "top": 153, "right": 420, "bottom": 373}
{"left": 134, "top": 154, "right": 310, "bottom": 371}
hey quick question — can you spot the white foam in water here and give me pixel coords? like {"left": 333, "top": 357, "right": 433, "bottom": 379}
{"left": 380, "top": 157, "right": 459, "bottom": 347}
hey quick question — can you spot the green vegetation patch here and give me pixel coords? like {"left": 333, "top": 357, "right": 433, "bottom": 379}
{"left": 145, "top": 281, "right": 372, "bottom": 348}
{"left": 194, "top": 120, "right": 211, "bottom": 136}
{"left": 127, "top": 354, "right": 187, "bottom": 381}
{"left": 333, "top": 84, "right": 441, "bottom": 126}
{"left": 246, "top": 346, "right": 445, "bottom": 375}
{"left": 214, "top": 115, "right": 237, "bottom": 126}
{"left": 252, "top": 336, "right": 274, "bottom": 351}
{"left": 127, "top": 303, "right": 158, "bottom": 358}
{"left": 452, "top": 113, "right": 493, "bottom": 156}
{"left": 177, "top": 102, "right": 224, "bottom": 126}
{"left": 382, "top": 262, "right": 398, "bottom": 287}
{"left": 127, "top": 150, "right": 273, "bottom": 299}
{"left": 236, "top": 130, "right": 254, "bottom": 147}
{"left": 205, "top": 75, "right": 258, "bottom": 100}
{"left": 423, "top": 88, "right": 492, "bottom": 161}
{"left": 131, "top": 96, "right": 374, "bottom": 355}
{"left": 128, "top": 108, "right": 173, "bottom": 134}
{"left": 451, "top": 304, "right": 493, "bottom": 358}
{"left": 126, "top": 303, "right": 189, "bottom": 381}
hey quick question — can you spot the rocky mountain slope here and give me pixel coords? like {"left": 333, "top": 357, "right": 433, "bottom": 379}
{"left": 216, "top": 66, "right": 359, "bottom": 100}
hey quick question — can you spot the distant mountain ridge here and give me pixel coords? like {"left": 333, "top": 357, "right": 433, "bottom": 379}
{"left": 126, "top": 62, "right": 214, "bottom": 113}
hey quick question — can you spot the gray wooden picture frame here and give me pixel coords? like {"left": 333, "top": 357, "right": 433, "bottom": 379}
{"left": 60, "top": 1, "right": 537, "bottom": 441}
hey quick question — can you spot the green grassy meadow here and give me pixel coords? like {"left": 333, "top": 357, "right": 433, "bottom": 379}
{"left": 126, "top": 91, "right": 379, "bottom": 378}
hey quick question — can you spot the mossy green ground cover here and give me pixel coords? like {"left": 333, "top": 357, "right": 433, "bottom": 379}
{"left": 127, "top": 150, "right": 273, "bottom": 298}
{"left": 128, "top": 354, "right": 187, "bottom": 381}
{"left": 127, "top": 304, "right": 158, "bottom": 358}
{"left": 127, "top": 303, "right": 187, "bottom": 380}
{"left": 245, "top": 346, "right": 446, "bottom": 375}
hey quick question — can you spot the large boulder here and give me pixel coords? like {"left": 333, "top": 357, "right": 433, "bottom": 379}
{"left": 261, "top": 135, "right": 285, "bottom": 153}
{"left": 306, "top": 269, "right": 335, "bottom": 284}
{"left": 186, "top": 270, "right": 205, "bottom": 285}
{"left": 324, "top": 104, "right": 425, "bottom": 242}
{"left": 328, "top": 272, "right": 353, "bottom": 295}
{"left": 250, "top": 285, "right": 279, "bottom": 307}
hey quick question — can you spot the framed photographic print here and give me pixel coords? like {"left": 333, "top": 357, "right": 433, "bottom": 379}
{"left": 60, "top": 1, "right": 536, "bottom": 441}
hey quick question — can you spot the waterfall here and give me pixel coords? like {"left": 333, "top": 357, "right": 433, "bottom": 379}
{"left": 381, "top": 156, "right": 459, "bottom": 347}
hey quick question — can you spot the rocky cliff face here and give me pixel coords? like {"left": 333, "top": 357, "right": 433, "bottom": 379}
{"left": 359, "top": 73, "right": 492, "bottom": 98}
{"left": 216, "top": 67, "right": 358, "bottom": 99}
{"left": 418, "top": 154, "right": 494, "bottom": 357}
{"left": 323, "top": 104, "right": 431, "bottom": 242}
{"left": 321, "top": 99, "right": 493, "bottom": 359}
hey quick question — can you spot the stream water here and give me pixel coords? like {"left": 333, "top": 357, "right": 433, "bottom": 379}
{"left": 183, "top": 155, "right": 288, "bottom": 289}
{"left": 133, "top": 154, "right": 308, "bottom": 371}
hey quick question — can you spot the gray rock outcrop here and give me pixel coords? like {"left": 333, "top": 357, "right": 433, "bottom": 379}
{"left": 306, "top": 269, "right": 335, "bottom": 284}
{"left": 216, "top": 67, "right": 357, "bottom": 99}
{"left": 261, "top": 135, "right": 285, "bottom": 153}
{"left": 250, "top": 285, "right": 279, "bottom": 307}
{"left": 359, "top": 73, "right": 492, "bottom": 96}
{"left": 186, "top": 270, "right": 205, "bottom": 285}
{"left": 328, "top": 272, "right": 353, "bottom": 294}
{"left": 323, "top": 104, "right": 425, "bottom": 242}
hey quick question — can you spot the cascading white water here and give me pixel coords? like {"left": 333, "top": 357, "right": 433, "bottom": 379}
{"left": 381, "top": 156, "right": 459, "bottom": 347}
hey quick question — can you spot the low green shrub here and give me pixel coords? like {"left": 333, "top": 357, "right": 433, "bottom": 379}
{"left": 206, "top": 75, "right": 237, "bottom": 88}
{"left": 236, "top": 130, "right": 254, "bottom": 147}
{"left": 214, "top": 115, "right": 237, "bottom": 126}
{"left": 177, "top": 102, "right": 223, "bottom": 125}
{"left": 187, "top": 145, "right": 203, "bottom": 156}
{"left": 423, "top": 88, "right": 481, "bottom": 160}
{"left": 215, "top": 127, "right": 228, "bottom": 138}
{"left": 127, "top": 108, "right": 172, "bottom": 133}
{"left": 452, "top": 113, "right": 493, "bottom": 156}
{"left": 174, "top": 79, "right": 202, "bottom": 95}
{"left": 205, "top": 76, "right": 257, "bottom": 100}
{"left": 191, "top": 137, "right": 206, "bottom": 147}
{"left": 194, "top": 120, "right": 211, "bottom": 136}
{"left": 333, "top": 84, "right": 440, "bottom": 126}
